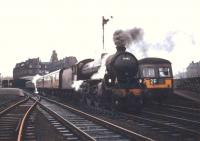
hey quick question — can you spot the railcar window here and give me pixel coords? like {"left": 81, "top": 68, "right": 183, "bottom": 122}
{"left": 142, "top": 68, "right": 155, "bottom": 77}
{"left": 159, "top": 67, "right": 170, "bottom": 77}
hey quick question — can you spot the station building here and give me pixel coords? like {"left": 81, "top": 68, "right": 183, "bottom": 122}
{"left": 12, "top": 51, "right": 77, "bottom": 87}
{"left": 186, "top": 61, "right": 200, "bottom": 78}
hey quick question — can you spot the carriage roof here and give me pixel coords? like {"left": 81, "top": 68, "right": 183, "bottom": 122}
{"left": 139, "top": 57, "right": 171, "bottom": 64}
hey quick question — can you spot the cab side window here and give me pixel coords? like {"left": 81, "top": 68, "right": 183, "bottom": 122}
{"left": 159, "top": 67, "right": 170, "bottom": 77}
{"left": 142, "top": 68, "right": 155, "bottom": 77}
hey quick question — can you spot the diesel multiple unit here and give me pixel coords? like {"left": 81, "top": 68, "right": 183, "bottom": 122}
{"left": 139, "top": 57, "right": 173, "bottom": 102}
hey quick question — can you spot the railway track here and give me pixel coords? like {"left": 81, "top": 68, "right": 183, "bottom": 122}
{"left": 0, "top": 97, "right": 25, "bottom": 112}
{"left": 20, "top": 109, "right": 37, "bottom": 141}
{"left": 134, "top": 111, "right": 200, "bottom": 138}
{"left": 21, "top": 90, "right": 200, "bottom": 141}
{"left": 85, "top": 106, "right": 200, "bottom": 141}
{"left": 0, "top": 96, "right": 38, "bottom": 141}
{"left": 143, "top": 102, "right": 200, "bottom": 122}
{"left": 38, "top": 96, "right": 153, "bottom": 141}
{"left": 152, "top": 102, "right": 200, "bottom": 114}
{"left": 49, "top": 97, "right": 199, "bottom": 141}
{"left": 162, "top": 93, "right": 200, "bottom": 109}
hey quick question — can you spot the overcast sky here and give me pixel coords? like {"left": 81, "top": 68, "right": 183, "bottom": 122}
{"left": 0, "top": 0, "right": 199, "bottom": 77}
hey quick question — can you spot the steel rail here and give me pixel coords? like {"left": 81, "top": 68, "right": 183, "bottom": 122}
{"left": 17, "top": 98, "right": 38, "bottom": 141}
{"left": 153, "top": 102, "right": 200, "bottom": 112}
{"left": 144, "top": 106, "right": 200, "bottom": 118}
{"left": 0, "top": 96, "right": 29, "bottom": 116}
{"left": 142, "top": 110, "right": 200, "bottom": 125}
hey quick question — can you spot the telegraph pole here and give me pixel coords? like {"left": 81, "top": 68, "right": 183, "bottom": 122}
{"left": 0, "top": 73, "right": 1, "bottom": 87}
{"left": 102, "top": 16, "right": 113, "bottom": 49}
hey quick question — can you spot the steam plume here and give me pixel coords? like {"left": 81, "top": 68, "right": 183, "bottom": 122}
{"left": 72, "top": 80, "right": 83, "bottom": 91}
{"left": 32, "top": 74, "right": 42, "bottom": 94}
{"left": 154, "top": 32, "right": 176, "bottom": 52}
{"left": 128, "top": 28, "right": 144, "bottom": 42}
{"left": 113, "top": 28, "right": 144, "bottom": 48}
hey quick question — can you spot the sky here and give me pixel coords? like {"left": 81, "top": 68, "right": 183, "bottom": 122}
{"left": 0, "top": 0, "right": 199, "bottom": 77}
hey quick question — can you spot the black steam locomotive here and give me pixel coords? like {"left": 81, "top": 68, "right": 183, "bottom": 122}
{"left": 26, "top": 46, "right": 144, "bottom": 111}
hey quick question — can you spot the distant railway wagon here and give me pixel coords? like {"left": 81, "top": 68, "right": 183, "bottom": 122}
{"left": 139, "top": 57, "right": 173, "bottom": 102}
{"left": 26, "top": 68, "right": 75, "bottom": 94}
{"left": 1, "top": 79, "right": 13, "bottom": 88}
{"left": 12, "top": 79, "right": 30, "bottom": 88}
{"left": 40, "top": 68, "right": 76, "bottom": 90}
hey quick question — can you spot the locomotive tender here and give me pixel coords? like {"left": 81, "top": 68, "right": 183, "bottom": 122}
{"left": 27, "top": 45, "right": 144, "bottom": 111}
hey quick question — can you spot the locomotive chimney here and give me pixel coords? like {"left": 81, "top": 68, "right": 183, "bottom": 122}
{"left": 116, "top": 46, "right": 126, "bottom": 52}
{"left": 113, "top": 28, "right": 144, "bottom": 53}
{"left": 113, "top": 30, "right": 128, "bottom": 53}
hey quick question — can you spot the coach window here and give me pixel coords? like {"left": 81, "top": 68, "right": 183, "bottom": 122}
{"left": 55, "top": 74, "right": 59, "bottom": 81}
{"left": 159, "top": 67, "right": 170, "bottom": 77}
{"left": 142, "top": 68, "right": 155, "bottom": 77}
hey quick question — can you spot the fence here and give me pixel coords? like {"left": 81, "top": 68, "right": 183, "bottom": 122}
{"left": 174, "top": 77, "right": 200, "bottom": 93}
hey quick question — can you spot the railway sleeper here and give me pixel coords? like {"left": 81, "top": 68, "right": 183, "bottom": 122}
{"left": 38, "top": 107, "right": 80, "bottom": 141}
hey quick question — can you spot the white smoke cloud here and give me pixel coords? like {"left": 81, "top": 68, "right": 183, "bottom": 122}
{"left": 72, "top": 80, "right": 84, "bottom": 91}
{"left": 31, "top": 74, "right": 42, "bottom": 94}
{"left": 91, "top": 53, "right": 110, "bottom": 79}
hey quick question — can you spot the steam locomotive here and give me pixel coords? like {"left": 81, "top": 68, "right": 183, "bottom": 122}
{"left": 26, "top": 46, "right": 144, "bottom": 112}
{"left": 77, "top": 46, "right": 144, "bottom": 111}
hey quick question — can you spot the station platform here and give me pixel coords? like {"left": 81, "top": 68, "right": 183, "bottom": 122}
{"left": 174, "top": 89, "right": 200, "bottom": 103}
{"left": 0, "top": 88, "right": 24, "bottom": 96}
